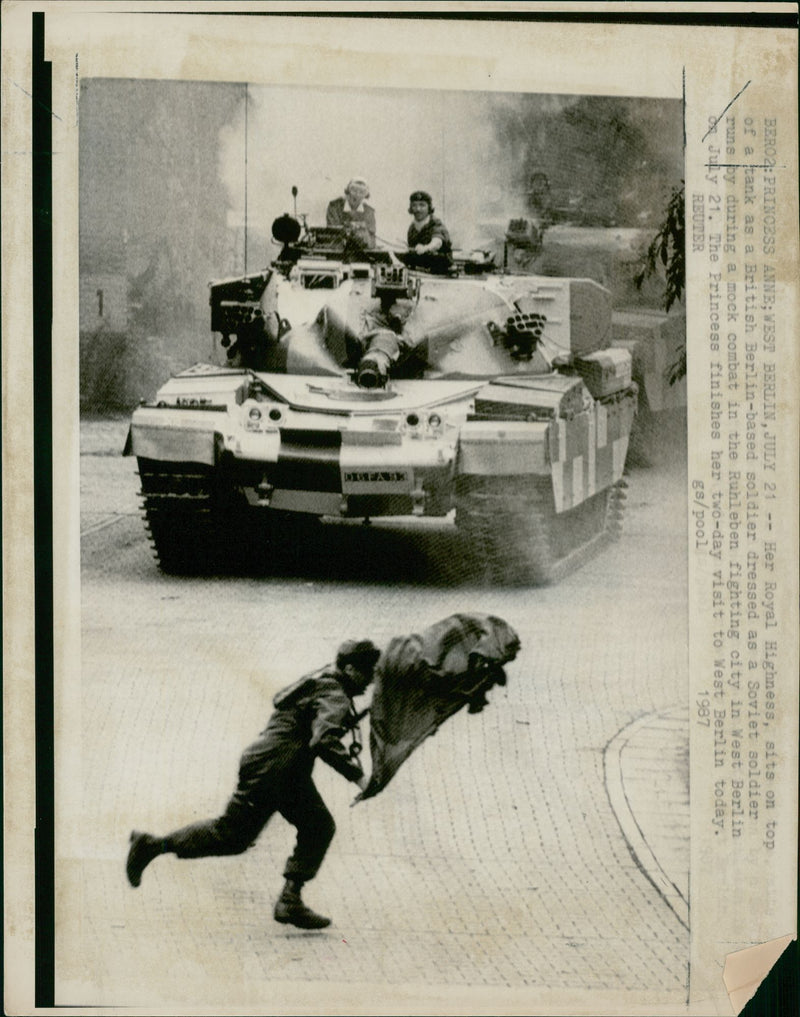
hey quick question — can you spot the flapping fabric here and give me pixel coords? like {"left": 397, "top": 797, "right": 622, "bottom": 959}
{"left": 356, "top": 614, "right": 521, "bottom": 801}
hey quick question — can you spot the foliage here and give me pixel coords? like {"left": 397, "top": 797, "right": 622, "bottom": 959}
{"left": 634, "top": 183, "right": 685, "bottom": 310}
{"left": 634, "top": 183, "right": 686, "bottom": 383}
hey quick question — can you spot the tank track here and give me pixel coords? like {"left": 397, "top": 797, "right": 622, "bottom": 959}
{"left": 455, "top": 475, "right": 628, "bottom": 585}
{"left": 136, "top": 458, "right": 253, "bottom": 575}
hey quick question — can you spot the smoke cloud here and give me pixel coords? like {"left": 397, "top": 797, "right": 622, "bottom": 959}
{"left": 218, "top": 85, "right": 683, "bottom": 268}
{"left": 218, "top": 85, "right": 516, "bottom": 264}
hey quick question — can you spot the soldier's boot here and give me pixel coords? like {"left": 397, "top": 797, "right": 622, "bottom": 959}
{"left": 273, "top": 879, "right": 331, "bottom": 930}
{"left": 126, "top": 830, "right": 162, "bottom": 888}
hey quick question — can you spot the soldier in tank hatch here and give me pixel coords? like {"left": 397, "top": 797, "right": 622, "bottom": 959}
{"left": 402, "top": 190, "right": 453, "bottom": 274}
{"left": 326, "top": 177, "right": 377, "bottom": 248}
{"left": 126, "top": 639, "right": 381, "bottom": 930}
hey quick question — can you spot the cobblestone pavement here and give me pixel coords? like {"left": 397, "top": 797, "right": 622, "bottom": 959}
{"left": 64, "top": 418, "right": 690, "bottom": 1012}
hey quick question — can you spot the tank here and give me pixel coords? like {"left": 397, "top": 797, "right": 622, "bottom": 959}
{"left": 123, "top": 213, "right": 638, "bottom": 583}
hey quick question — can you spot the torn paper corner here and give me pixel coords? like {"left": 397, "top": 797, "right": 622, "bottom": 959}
{"left": 722, "top": 935, "right": 795, "bottom": 1014}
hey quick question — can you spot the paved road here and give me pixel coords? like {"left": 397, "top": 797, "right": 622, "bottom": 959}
{"left": 64, "top": 417, "right": 690, "bottom": 1012}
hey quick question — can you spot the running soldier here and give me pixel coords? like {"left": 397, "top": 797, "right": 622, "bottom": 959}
{"left": 125, "top": 639, "right": 381, "bottom": 930}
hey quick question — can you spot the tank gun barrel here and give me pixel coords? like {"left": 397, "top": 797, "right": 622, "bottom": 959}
{"left": 356, "top": 350, "right": 393, "bottom": 389}
{"left": 355, "top": 328, "right": 402, "bottom": 389}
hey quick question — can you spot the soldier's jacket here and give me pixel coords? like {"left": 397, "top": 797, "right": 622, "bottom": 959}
{"left": 407, "top": 215, "right": 452, "bottom": 257}
{"left": 237, "top": 667, "right": 364, "bottom": 785}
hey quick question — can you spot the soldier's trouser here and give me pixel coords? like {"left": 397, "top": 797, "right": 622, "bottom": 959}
{"left": 163, "top": 771, "right": 336, "bottom": 884}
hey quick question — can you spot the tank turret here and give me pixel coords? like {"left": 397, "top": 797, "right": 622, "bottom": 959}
{"left": 125, "top": 199, "right": 638, "bottom": 583}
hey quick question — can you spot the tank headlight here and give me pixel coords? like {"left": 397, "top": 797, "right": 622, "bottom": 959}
{"left": 406, "top": 412, "right": 420, "bottom": 428}
{"left": 428, "top": 412, "right": 442, "bottom": 429}
{"left": 245, "top": 399, "right": 284, "bottom": 429}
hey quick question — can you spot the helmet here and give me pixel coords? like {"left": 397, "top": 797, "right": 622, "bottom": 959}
{"left": 408, "top": 190, "right": 434, "bottom": 213}
{"left": 336, "top": 639, "right": 381, "bottom": 674}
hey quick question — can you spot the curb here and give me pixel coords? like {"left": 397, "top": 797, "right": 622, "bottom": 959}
{"left": 605, "top": 705, "right": 690, "bottom": 930}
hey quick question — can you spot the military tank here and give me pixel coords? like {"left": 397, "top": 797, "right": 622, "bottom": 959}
{"left": 124, "top": 209, "right": 638, "bottom": 583}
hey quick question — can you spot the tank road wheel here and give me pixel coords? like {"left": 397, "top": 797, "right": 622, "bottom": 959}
{"left": 137, "top": 458, "right": 255, "bottom": 575}
{"left": 604, "top": 477, "right": 628, "bottom": 542}
{"left": 455, "top": 476, "right": 628, "bottom": 585}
